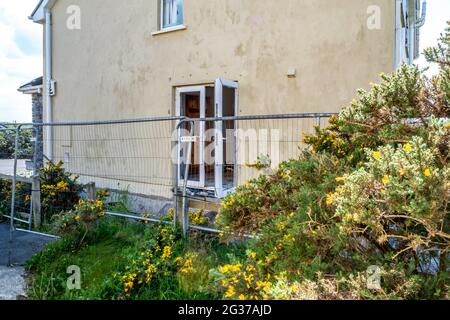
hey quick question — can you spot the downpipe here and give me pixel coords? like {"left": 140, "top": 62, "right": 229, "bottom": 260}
{"left": 45, "top": 9, "right": 53, "bottom": 160}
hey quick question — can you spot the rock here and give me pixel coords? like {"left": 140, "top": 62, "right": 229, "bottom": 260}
{"left": 0, "top": 266, "right": 26, "bottom": 300}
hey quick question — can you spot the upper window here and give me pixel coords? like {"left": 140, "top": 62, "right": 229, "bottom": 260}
{"left": 161, "top": 0, "right": 183, "bottom": 29}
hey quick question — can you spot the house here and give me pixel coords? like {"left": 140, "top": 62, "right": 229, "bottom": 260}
{"left": 27, "top": 0, "right": 426, "bottom": 210}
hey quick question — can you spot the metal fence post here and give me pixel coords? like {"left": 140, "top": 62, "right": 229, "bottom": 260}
{"left": 174, "top": 120, "right": 182, "bottom": 228}
{"left": 181, "top": 119, "right": 195, "bottom": 238}
{"left": 86, "top": 182, "right": 96, "bottom": 200}
{"left": 31, "top": 177, "right": 41, "bottom": 228}
{"left": 30, "top": 125, "right": 41, "bottom": 229}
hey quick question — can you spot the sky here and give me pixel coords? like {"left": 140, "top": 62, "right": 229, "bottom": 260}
{"left": 416, "top": 0, "right": 450, "bottom": 75}
{"left": 0, "top": 0, "right": 42, "bottom": 123}
{"left": 0, "top": 1, "right": 449, "bottom": 123}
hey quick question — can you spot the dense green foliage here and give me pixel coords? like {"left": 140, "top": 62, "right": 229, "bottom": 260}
{"left": 0, "top": 127, "right": 32, "bottom": 159}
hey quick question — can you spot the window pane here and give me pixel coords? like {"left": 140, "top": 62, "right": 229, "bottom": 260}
{"left": 176, "top": 0, "right": 183, "bottom": 25}
{"left": 162, "top": 0, "right": 183, "bottom": 28}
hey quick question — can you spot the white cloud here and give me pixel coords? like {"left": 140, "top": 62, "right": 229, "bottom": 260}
{"left": 0, "top": 0, "right": 42, "bottom": 123}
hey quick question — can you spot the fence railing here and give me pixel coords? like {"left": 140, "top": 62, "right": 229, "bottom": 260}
{"left": 0, "top": 113, "right": 335, "bottom": 238}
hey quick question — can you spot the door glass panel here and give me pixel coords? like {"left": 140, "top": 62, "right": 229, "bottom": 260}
{"left": 222, "top": 86, "right": 236, "bottom": 190}
{"left": 179, "top": 90, "right": 202, "bottom": 185}
{"left": 205, "top": 87, "right": 215, "bottom": 187}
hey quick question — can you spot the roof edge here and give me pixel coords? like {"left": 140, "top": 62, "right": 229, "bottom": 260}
{"left": 30, "top": 0, "right": 58, "bottom": 23}
{"left": 18, "top": 85, "right": 43, "bottom": 95}
{"left": 18, "top": 77, "right": 43, "bottom": 94}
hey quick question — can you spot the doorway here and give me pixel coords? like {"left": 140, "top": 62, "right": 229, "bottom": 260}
{"left": 176, "top": 79, "right": 238, "bottom": 198}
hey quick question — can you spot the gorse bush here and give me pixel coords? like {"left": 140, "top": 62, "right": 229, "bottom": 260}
{"left": 51, "top": 190, "right": 109, "bottom": 245}
{"left": 40, "top": 161, "right": 84, "bottom": 222}
{"left": 112, "top": 224, "right": 181, "bottom": 298}
{"left": 214, "top": 23, "right": 450, "bottom": 300}
{"left": 334, "top": 133, "right": 449, "bottom": 270}
{"left": 304, "top": 65, "right": 449, "bottom": 167}
{"left": 216, "top": 152, "right": 347, "bottom": 236}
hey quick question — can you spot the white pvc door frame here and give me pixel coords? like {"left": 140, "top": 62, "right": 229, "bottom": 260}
{"left": 214, "top": 78, "right": 238, "bottom": 198}
{"left": 176, "top": 86, "right": 206, "bottom": 188}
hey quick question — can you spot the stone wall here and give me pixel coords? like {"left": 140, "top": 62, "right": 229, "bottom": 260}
{"left": 31, "top": 93, "right": 44, "bottom": 169}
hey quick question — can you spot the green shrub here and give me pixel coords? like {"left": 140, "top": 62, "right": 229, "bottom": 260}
{"left": 40, "top": 161, "right": 84, "bottom": 222}
{"left": 51, "top": 191, "right": 109, "bottom": 245}
{"left": 0, "top": 128, "right": 32, "bottom": 159}
{"left": 214, "top": 23, "right": 450, "bottom": 300}
{"left": 216, "top": 152, "right": 347, "bottom": 236}
{"left": 334, "top": 132, "right": 449, "bottom": 274}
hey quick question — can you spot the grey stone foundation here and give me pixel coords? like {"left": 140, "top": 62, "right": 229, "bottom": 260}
{"left": 106, "top": 190, "right": 174, "bottom": 216}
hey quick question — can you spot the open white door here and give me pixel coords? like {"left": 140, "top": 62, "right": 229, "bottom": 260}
{"left": 214, "top": 78, "right": 238, "bottom": 198}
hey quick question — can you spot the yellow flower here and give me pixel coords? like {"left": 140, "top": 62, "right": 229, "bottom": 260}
{"left": 239, "top": 294, "right": 246, "bottom": 300}
{"left": 326, "top": 193, "right": 335, "bottom": 205}
{"left": 75, "top": 215, "right": 81, "bottom": 222}
{"left": 246, "top": 265, "right": 255, "bottom": 272}
{"left": 373, "top": 151, "right": 381, "bottom": 160}
{"left": 382, "top": 175, "right": 390, "bottom": 185}
{"left": 224, "top": 286, "right": 236, "bottom": 298}
{"left": 276, "top": 222, "right": 285, "bottom": 230}
{"left": 161, "top": 246, "right": 172, "bottom": 260}
{"left": 424, "top": 168, "right": 431, "bottom": 177}
{"left": 56, "top": 181, "right": 69, "bottom": 191}
{"left": 335, "top": 177, "right": 345, "bottom": 183}
{"left": 404, "top": 143, "right": 412, "bottom": 153}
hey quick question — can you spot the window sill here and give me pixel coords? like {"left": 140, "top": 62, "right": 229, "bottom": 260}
{"left": 152, "top": 25, "right": 187, "bottom": 36}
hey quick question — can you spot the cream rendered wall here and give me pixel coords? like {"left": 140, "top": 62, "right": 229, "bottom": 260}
{"left": 43, "top": 0, "right": 396, "bottom": 198}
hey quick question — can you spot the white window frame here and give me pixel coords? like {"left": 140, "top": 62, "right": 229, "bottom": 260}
{"left": 395, "top": 0, "right": 409, "bottom": 68}
{"left": 160, "top": 0, "right": 183, "bottom": 30}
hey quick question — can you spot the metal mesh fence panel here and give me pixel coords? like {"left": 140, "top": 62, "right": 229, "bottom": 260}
{"left": 41, "top": 118, "right": 182, "bottom": 222}
{"left": 0, "top": 126, "right": 35, "bottom": 229}
{"left": 1, "top": 113, "right": 335, "bottom": 237}
{"left": 178, "top": 113, "right": 334, "bottom": 235}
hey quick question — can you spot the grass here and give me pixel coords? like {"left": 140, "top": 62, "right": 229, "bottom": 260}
{"left": 26, "top": 217, "right": 246, "bottom": 300}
